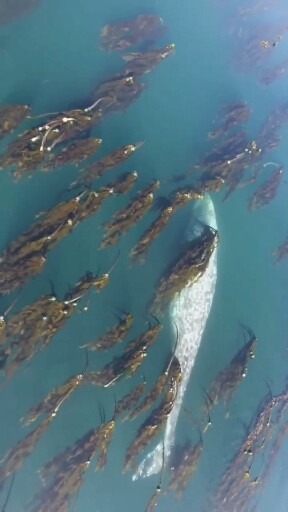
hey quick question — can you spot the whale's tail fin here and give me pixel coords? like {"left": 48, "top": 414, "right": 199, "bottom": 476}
{"left": 132, "top": 442, "right": 164, "bottom": 480}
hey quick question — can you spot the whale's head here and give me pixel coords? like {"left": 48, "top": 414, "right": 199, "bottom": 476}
{"left": 185, "top": 194, "right": 217, "bottom": 241}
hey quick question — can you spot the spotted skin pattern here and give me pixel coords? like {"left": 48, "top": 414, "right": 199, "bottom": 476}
{"left": 134, "top": 195, "right": 218, "bottom": 479}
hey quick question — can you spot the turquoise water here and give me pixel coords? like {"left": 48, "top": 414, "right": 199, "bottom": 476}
{"left": 1, "top": 0, "right": 288, "bottom": 510}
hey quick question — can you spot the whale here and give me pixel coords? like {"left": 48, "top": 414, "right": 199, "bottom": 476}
{"left": 133, "top": 194, "right": 218, "bottom": 479}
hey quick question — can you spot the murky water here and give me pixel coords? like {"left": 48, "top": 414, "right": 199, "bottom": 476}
{"left": 0, "top": 0, "right": 288, "bottom": 511}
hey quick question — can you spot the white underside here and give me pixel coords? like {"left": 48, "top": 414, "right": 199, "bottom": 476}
{"left": 133, "top": 195, "right": 217, "bottom": 479}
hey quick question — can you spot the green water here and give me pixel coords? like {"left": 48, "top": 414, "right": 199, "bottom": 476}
{"left": 0, "top": 0, "right": 288, "bottom": 510}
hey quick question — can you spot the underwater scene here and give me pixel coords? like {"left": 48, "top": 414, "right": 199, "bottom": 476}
{"left": 0, "top": 0, "right": 288, "bottom": 510}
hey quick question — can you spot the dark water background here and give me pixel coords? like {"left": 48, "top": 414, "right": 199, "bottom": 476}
{"left": 0, "top": 0, "right": 288, "bottom": 510}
